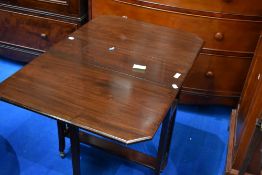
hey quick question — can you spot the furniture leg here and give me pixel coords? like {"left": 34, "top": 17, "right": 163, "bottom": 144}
{"left": 57, "top": 121, "right": 67, "bottom": 158}
{"left": 155, "top": 103, "right": 177, "bottom": 175}
{"left": 161, "top": 107, "right": 177, "bottom": 170}
{"left": 69, "top": 124, "right": 80, "bottom": 175}
{"left": 239, "top": 118, "right": 262, "bottom": 175}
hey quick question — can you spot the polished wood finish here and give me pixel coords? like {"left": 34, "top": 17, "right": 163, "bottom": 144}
{"left": 178, "top": 93, "right": 239, "bottom": 106}
{"left": 122, "top": 0, "right": 262, "bottom": 17}
{"left": 235, "top": 34, "right": 262, "bottom": 147}
{"left": 0, "top": 0, "right": 88, "bottom": 62}
{"left": 226, "top": 109, "right": 237, "bottom": 174}
{"left": 0, "top": 42, "right": 43, "bottom": 62}
{"left": 181, "top": 54, "right": 251, "bottom": 100}
{"left": 226, "top": 33, "right": 262, "bottom": 175}
{"left": 92, "top": 0, "right": 262, "bottom": 53}
{"left": 59, "top": 102, "right": 178, "bottom": 175}
{"left": 227, "top": 119, "right": 261, "bottom": 175}
{"left": 57, "top": 103, "right": 177, "bottom": 175}
{"left": 0, "top": 16, "right": 203, "bottom": 143}
{"left": 62, "top": 105, "right": 176, "bottom": 172}
{"left": 0, "top": 9, "right": 77, "bottom": 51}
{"left": 0, "top": 16, "right": 202, "bottom": 174}
{"left": 238, "top": 119, "right": 261, "bottom": 175}
{"left": 8, "top": 0, "right": 87, "bottom": 16}
{"left": 77, "top": 130, "right": 157, "bottom": 169}
{"left": 91, "top": 0, "right": 262, "bottom": 106}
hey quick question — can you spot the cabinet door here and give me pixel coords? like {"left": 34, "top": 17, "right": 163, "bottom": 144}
{"left": 236, "top": 34, "right": 262, "bottom": 144}
{"left": 9, "top": 0, "right": 80, "bottom": 16}
{"left": 232, "top": 33, "right": 262, "bottom": 174}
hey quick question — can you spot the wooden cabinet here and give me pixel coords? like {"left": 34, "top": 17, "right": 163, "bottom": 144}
{"left": 0, "top": 10, "right": 77, "bottom": 51}
{"left": 7, "top": 0, "right": 85, "bottom": 16}
{"left": 90, "top": 0, "right": 262, "bottom": 105}
{"left": 226, "top": 33, "right": 262, "bottom": 175}
{"left": 0, "top": 0, "right": 88, "bottom": 62}
{"left": 182, "top": 54, "right": 250, "bottom": 97}
{"left": 146, "top": 0, "right": 262, "bottom": 16}
{"left": 92, "top": 0, "right": 261, "bottom": 53}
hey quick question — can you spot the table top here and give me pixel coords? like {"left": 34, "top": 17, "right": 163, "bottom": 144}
{"left": 0, "top": 16, "right": 203, "bottom": 144}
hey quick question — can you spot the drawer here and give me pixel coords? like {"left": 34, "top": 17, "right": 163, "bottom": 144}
{"left": 8, "top": 0, "right": 79, "bottom": 15}
{"left": 178, "top": 93, "right": 239, "bottom": 106}
{"left": 92, "top": 0, "right": 262, "bottom": 53}
{"left": 124, "top": 0, "right": 262, "bottom": 16}
{"left": 182, "top": 53, "right": 251, "bottom": 95}
{"left": 0, "top": 10, "right": 77, "bottom": 51}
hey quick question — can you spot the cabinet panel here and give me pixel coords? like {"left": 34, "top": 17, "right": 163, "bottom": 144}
{"left": 0, "top": 0, "right": 87, "bottom": 62}
{"left": 0, "top": 10, "right": 77, "bottom": 51}
{"left": 182, "top": 53, "right": 251, "bottom": 95}
{"left": 226, "top": 34, "right": 262, "bottom": 175}
{"left": 92, "top": 0, "right": 262, "bottom": 53}
{"left": 9, "top": 0, "right": 80, "bottom": 15}
{"left": 124, "top": 0, "right": 262, "bottom": 16}
{"left": 91, "top": 0, "right": 260, "bottom": 105}
{"left": 237, "top": 36, "right": 262, "bottom": 139}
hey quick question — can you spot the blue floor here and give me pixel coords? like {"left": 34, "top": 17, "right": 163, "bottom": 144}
{"left": 0, "top": 58, "right": 231, "bottom": 175}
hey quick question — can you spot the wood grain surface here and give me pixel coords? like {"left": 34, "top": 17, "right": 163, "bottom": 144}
{"left": 0, "top": 16, "right": 203, "bottom": 144}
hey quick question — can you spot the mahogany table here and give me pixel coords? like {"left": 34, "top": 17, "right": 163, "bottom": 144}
{"left": 0, "top": 16, "right": 203, "bottom": 175}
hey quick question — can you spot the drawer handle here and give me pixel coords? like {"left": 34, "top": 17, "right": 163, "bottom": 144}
{"left": 214, "top": 32, "right": 224, "bottom": 41}
{"left": 40, "top": 33, "right": 48, "bottom": 39}
{"left": 205, "top": 71, "right": 214, "bottom": 78}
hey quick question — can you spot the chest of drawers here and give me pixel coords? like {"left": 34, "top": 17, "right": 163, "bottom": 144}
{"left": 90, "top": 0, "right": 262, "bottom": 105}
{"left": 0, "top": 0, "right": 88, "bottom": 62}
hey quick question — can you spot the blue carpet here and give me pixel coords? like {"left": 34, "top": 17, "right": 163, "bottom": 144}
{"left": 0, "top": 58, "right": 231, "bottom": 175}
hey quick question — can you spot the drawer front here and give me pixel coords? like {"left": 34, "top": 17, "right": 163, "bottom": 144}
{"left": 182, "top": 53, "right": 251, "bottom": 95}
{"left": 8, "top": 0, "right": 79, "bottom": 15}
{"left": 0, "top": 10, "right": 77, "bottom": 51}
{"left": 92, "top": 0, "right": 262, "bottom": 53}
{"left": 123, "top": 0, "right": 262, "bottom": 16}
{"left": 178, "top": 93, "right": 239, "bottom": 106}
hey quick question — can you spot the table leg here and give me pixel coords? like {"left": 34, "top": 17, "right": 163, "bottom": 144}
{"left": 69, "top": 124, "right": 80, "bottom": 175}
{"left": 155, "top": 104, "right": 177, "bottom": 175}
{"left": 57, "top": 121, "right": 66, "bottom": 158}
{"left": 162, "top": 107, "right": 176, "bottom": 170}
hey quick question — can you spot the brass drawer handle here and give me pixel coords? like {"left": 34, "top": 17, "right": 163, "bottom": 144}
{"left": 40, "top": 33, "right": 48, "bottom": 39}
{"left": 205, "top": 71, "right": 214, "bottom": 78}
{"left": 214, "top": 32, "right": 224, "bottom": 41}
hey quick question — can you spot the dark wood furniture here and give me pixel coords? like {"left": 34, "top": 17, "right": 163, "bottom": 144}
{"left": 0, "top": 16, "right": 203, "bottom": 174}
{"left": 90, "top": 0, "right": 262, "bottom": 106}
{"left": 238, "top": 118, "right": 261, "bottom": 175}
{"left": 0, "top": 0, "right": 88, "bottom": 62}
{"left": 226, "top": 32, "right": 262, "bottom": 175}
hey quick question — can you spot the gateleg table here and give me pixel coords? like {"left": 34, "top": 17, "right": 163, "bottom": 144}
{"left": 0, "top": 16, "right": 203, "bottom": 175}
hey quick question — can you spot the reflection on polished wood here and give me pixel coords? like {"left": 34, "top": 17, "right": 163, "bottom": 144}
{"left": 0, "top": 16, "right": 203, "bottom": 144}
{"left": 0, "top": 16, "right": 203, "bottom": 175}
{"left": 91, "top": 0, "right": 262, "bottom": 106}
